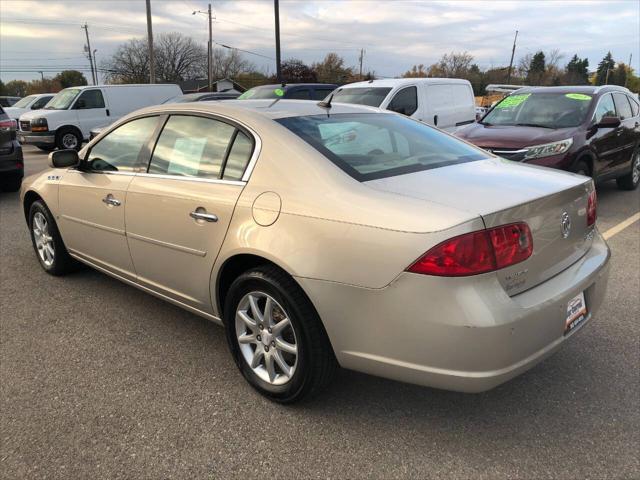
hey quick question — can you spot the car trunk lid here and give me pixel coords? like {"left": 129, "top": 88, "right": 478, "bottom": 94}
{"left": 366, "top": 158, "right": 594, "bottom": 295}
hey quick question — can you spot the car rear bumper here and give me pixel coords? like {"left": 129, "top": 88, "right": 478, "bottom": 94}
{"left": 18, "top": 132, "right": 55, "bottom": 146}
{"left": 297, "top": 229, "right": 611, "bottom": 392}
{"left": 0, "top": 141, "right": 24, "bottom": 175}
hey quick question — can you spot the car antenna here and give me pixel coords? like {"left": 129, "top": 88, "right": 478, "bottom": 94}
{"left": 317, "top": 92, "right": 334, "bottom": 110}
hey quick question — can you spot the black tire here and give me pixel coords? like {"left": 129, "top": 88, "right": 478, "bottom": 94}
{"left": 28, "top": 200, "right": 79, "bottom": 275}
{"left": 572, "top": 160, "right": 591, "bottom": 177}
{"left": 616, "top": 149, "right": 640, "bottom": 191}
{"left": 55, "top": 127, "right": 82, "bottom": 151}
{"left": 0, "top": 173, "right": 22, "bottom": 192}
{"left": 223, "top": 265, "right": 337, "bottom": 403}
{"left": 37, "top": 145, "right": 55, "bottom": 152}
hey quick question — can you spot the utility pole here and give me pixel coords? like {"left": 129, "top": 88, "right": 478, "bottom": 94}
{"left": 146, "top": 0, "right": 155, "bottom": 84}
{"left": 626, "top": 53, "right": 632, "bottom": 87}
{"left": 208, "top": 3, "right": 213, "bottom": 92}
{"left": 81, "top": 23, "right": 96, "bottom": 85}
{"left": 93, "top": 49, "right": 99, "bottom": 83}
{"left": 605, "top": 66, "right": 611, "bottom": 84}
{"left": 358, "top": 48, "right": 365, "bottom": 79}
{"left": 38, "top": 71, "right": 44, "bottom": 81}
{"left": 506, "top": 30, "right": 518, "bottom": 84}
{"left": 274, "top": 0, "right": 282, "bottom": 84}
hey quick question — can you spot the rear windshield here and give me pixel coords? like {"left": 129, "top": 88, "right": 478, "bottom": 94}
{"left": 277, "top": 113, "right": 488, "bottom": 181}
{"left": 12, "top": 95, "right": 37, "bottom": 108}
{"left": 331, "top": 87, "right": 392, "bottom": 107}
{"left": 482, "top": 92, "right": 594, "bottom": 128}
{"left": 238, "top": 87, "right": 284, "bottom": 100}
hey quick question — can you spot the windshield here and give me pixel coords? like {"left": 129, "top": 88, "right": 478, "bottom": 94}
{"left": 331, "top": 87, "right": 392, "bottom": 107}
{"left": 277, "top": 113, "right": 488, "bottom": 181}
{"left": 238, "top": 87, "right": 285, "bottom": 99}
{"left": 45, "top": 88, "right": 81, "bottom": 110}
{"left": 482, "top": 92, "right": 594, "bottom": 128}
{"left": 12, "top": 95, "right": 37, "bottom": 108}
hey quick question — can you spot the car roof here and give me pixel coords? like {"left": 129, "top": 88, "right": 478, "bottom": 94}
{"left": 339, "top": 78, "right": 471, "bottom": 89}
{"left": 252, "top": 83, "right": 338, "bottom": 90}
{"left": 513, "top": 85, "right": 632, "bottom": 95}
{"left": 136, "top": 99, "right": 384, "bottom": 121}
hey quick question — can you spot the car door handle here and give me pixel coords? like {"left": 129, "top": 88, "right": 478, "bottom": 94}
{"left": 433, "top": 115, "right": 438, "bottom": 126}
{"left": 189, "top": 211, "right": 218, "bottom": 222}
{"left": 102, "top": 195, "right": 121, "bottom": 206}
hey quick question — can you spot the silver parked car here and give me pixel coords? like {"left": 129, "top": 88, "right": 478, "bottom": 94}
{"left": 20, "top": 100, "right": 610, "bottom": 402}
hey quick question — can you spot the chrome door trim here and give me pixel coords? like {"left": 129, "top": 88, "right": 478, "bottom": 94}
{"left": 126, "top": 231, "right": 207, "bottom": 257}
{"left": 134, "top": 172, "right": 246, "bottom": 186}
{"left": 61, "top": 214, "right": 125, "bottom": 236}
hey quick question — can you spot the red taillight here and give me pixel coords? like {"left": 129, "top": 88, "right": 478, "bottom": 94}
{"left": 0, "top": 119, "right": 15, "bottom": 131}
{"left": 587, "top": 190, "right": 597, "bottom": 226}
{"left": 407, "top": 223, "right": 533, "bottom": 277}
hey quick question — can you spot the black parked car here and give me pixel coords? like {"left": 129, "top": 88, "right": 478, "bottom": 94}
{"left": 238, "top": 83, "right": 338, "bottom": 101}
{"left": 0, "top": 106, "right": 24, "bottom": 192}
{"left": 0, "top": 96, "right": 21, "bottom": 107}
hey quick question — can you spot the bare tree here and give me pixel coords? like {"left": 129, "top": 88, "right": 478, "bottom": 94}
{"left": 212, "top": 47, "right": 254, "bottom": 80}
{"left": 103, "top": 38, "right": 150, "bottom": 83}
{"left": 428, "top": 51, "right": 474, "bottom": 77}
{"left": 311, "top": 53, "right": 354, "bottom": 83}
{"left": 402, "top": 64, "right": 428, "bottom": 78}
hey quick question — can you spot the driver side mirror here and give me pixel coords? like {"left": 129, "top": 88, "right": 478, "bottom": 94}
{"left": 48, "top": 149, "right": 79, "bottom": 169}
{"left": 595, "top": 115, "right": 621, "bottom": 129}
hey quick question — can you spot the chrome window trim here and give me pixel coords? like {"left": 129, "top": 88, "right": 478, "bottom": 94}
{"left": 135, "top": 171, "right": 246, "bottom": 186}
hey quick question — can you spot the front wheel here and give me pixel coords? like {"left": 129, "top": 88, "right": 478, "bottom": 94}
{"left": 616, "top": 150, "right": 640, "bottom": 190}
{"left": 224, "top": 266, "right": 337, "bottom": 403}
{"left": 28, "top": 200, "right": 79, "bottom": 275}
{"left": 55, "top": 128, "right": 82, "bottom": 151}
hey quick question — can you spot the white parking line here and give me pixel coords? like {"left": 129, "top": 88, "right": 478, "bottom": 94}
{"left": 602, "top": 212, "right": 640, "bottom": 240}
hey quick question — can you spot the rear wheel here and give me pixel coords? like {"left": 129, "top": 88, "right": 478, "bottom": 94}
{"left": 28, "top": 200, "right": 79, "bottom": 275}
{"left": 573, "top": 160, "right": 591, "bottom": 177}
{"left": 55, "top": 127, "right": 82, "bottom": 151}
{"left": 0, "top": 173, "right": 22, "bottom": 192}
{"left": 224, "top": 265, "right": 337, "bottom": 403}
{"left": 616, "top": 149, "right": 640, "bottom": 190}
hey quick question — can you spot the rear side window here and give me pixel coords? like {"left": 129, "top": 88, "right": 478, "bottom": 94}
{"left": 613, "top": 93, "right": 633, "bottom": 120}
{"left": 86, "top": 116, "right": 159, "bottom": 172}
{"left": 387, "top": 86, "right": 418, "bottom": 116}
{"left": 149, "top": 115, "right": 236, "bottom": 178}
{"left": 593, "top": 94, "right": 616, "bottom": 123}
{"left": 222, "top": 131, "right": 254, "bottom": 180}
{"left": 75, "top": 89, "right": 105, "bottom": 109}
{"left": 277, "top": 113, "right": 488, "bottom": 182}
{"left": 286, "top": 89, "right": 311, "bottom": 100}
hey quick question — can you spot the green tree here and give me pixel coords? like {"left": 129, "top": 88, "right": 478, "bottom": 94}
{"left": 609, "top": 63, "right": 628, "bottom": 86}
{"left": 526, "top": 51, "right": 546, "bottom": 85}
{"left": 565, "top": 54, "right": 590, "bottom": 84}
{"left": 0, "top": 79, "right": 5, "bottom": 95}
{"left": 53, "top": 70, "right": 88, "bottom": 89}
{"left": 4, "top": 80, "right": 29, "bottom": 96}
{"left": 595, "top": 51, "right": 615, "bottom": 85}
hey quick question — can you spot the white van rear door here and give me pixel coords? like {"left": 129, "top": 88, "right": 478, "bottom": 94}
{"left": 450, "top": 83, "right": 476, "bottom": 129}
{"left": 73, "top": 88, "right": 109, "bottom": 139}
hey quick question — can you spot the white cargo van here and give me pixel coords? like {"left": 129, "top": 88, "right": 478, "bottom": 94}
{"left": 330, "top": 78, "right": 476, "bottom": 132}
{"left": 18, "top": 84, "right": 181, "bottom": 151}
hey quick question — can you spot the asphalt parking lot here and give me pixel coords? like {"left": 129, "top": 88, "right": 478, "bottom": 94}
{"left": 1, "top": 146, "right": 639, "bottom": 479}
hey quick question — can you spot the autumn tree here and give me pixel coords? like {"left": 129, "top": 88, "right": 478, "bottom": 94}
{"left": 3, "top": 80, "right": 29, "bottom": 97}
{"left": 278, "top": 59, "right": 317, "bottom": 83}
{"left": 402, "top": 64, "right": 428, "bottom": 78}
{"left": 427, "top": 51, "right": 474, "bottom": 77}
{"left": 312, "top": 53, "right": 353, "bottom": 83}
{"left": 26, "top": 78, "right": 63, "bottom": 94}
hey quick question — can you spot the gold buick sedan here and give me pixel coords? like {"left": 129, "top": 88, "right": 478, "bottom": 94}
{"left": 20, "top": 100, "right": 610, "bottom": 402}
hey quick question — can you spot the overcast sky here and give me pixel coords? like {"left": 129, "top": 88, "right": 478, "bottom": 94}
{"left": 1, "top": 0, "right": 638, "bottom": 83}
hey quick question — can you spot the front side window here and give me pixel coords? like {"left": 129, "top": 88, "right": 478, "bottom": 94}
{"left": 483, "top": 92, "right": 593, "bottom": 128}
{"left": 277, "top": 113, "right": 488, "bottom": 182}
{"left": 31, "top": 95, "right": 53, "bottom": 109}
{"left": 44, "top": 88, "right": 81, "bottom": 110}
{"left": 148, "top": 115, "right": 235, "bottom": 178}
{"left": 387, "top": 86, "right": 418, "bottom": 116}
{"left": 330, "top": 87, "right": 392, "bottom": 107}
{"left": 75, "top": 90, "right": 105, "bottom": 109}
{"left": 613, "top": 93, "right": 633, "bottom": 120}
{"left": 86, "top": 116, "right": 159, "bottom": 172}
{"left": 593, "top": 94, "right": 616, "bottom": 123}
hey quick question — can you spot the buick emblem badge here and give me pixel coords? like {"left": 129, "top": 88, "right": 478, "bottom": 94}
{"left": 561, "top": 211, "right": 571, "bottom": 238}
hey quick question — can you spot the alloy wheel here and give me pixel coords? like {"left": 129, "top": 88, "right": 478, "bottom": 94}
{"left": 33, "top": 211, "right": 55, "bottom": 267}
{"left": 235, "top": 291, "right": 298, "bottom": 385}
{"left": 632, "top": 152, "right": 640, "bottom": 186}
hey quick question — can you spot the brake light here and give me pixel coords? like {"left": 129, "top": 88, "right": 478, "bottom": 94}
{"left": 587, "top": 190, "right": 597, "bottom": 226}
{"left": 0, "top": 119, "right": 15, "bottom": 131}
{"left": 407, "top": 223, "right": 533, "bottom": 277}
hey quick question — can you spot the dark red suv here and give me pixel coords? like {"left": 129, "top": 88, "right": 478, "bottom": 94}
{"left": 456, "top": 85, "right": 640, "bottom": 190}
